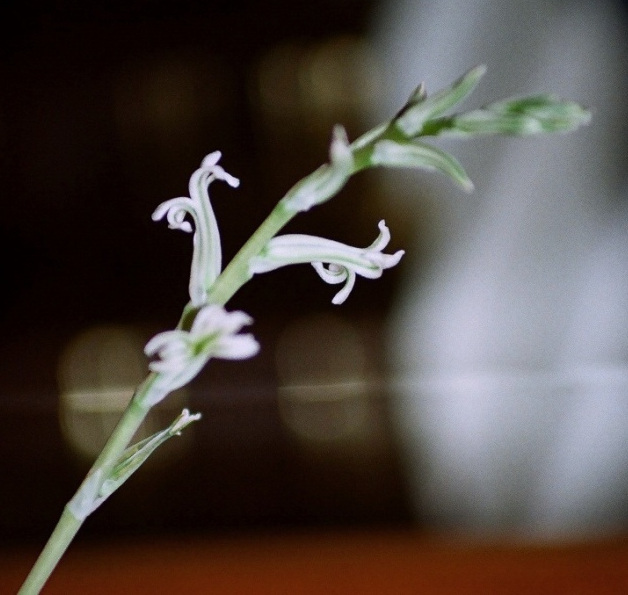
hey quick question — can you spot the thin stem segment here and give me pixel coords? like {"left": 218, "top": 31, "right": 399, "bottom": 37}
{"left": 17, "top": 508, "right": 81, "bottom": 595}
{"left": 18, "top": 381, "right": 153, "bottom": 594}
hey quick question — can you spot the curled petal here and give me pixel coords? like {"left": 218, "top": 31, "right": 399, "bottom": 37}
{"left": 312, "top": 263, "right": 356, "bottom": 305}
{"left": 201, "top": 151, "right": 222, "bottom": 168}
{"left": 210, "top": 166, "right": 240, "bottom": 188}
{"left": 151, "top": 197, "right": 196, "bottom": 233}
{"left": 330, "top": 273, "right": 356, "bottom": 305}
{"left": 369, "top": 219, "right": 392, "bottom": 252}
{"left": 312, "top": 262, "right": 349, "bottom": 285}
{"left": 201, "top": 151, "right": 241, "bottom": 188}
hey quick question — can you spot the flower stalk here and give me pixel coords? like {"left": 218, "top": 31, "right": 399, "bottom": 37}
{"left": 19, "top": 66, "right": 590, "bottom": 594}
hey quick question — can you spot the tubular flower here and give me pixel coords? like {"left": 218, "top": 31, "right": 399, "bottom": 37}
{"left": 151, "top": 152, "right": 240, "bottom": 307}
{"left": 249, "top": 220, "right": 404, "bottom": 304}
{"left": 144, "top": 305, "right": 259, "bottom": 404}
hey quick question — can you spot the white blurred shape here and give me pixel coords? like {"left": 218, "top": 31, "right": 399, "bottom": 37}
{"left": 372, "top": 0, "right": 628, "bottom": 536}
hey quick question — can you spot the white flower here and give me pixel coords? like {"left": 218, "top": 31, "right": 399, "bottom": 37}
{"left": 151, "top": 152, "right": 240, "bottom": 307}
{"left": 281, "top": 125, "right": 354, "bottom": 213}
{"left": 249, "top": 220, "right": 404, "bottom": 304}
{"left": 144, "top": 305, "right": 259, "bottom": 403}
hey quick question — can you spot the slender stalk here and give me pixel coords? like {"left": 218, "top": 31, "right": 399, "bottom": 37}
{"left": 17, "top": 128, "right": 402, "bottom": 593}
{"left": 89, "top": 377, "right": 154, "bottom": 475}
{"left": 206, "top": 202, "right": 293, "bottom": 305}
{"left": 18, "top": 381, "right": 154, "bottom": 594}
{"left": 18, "top": 185, "right": 333, "bottom": 593}
{"left": 17, "top": 508, "right": 81, "bottom": 595}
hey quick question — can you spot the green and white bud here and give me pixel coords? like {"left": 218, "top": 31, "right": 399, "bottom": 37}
{"left": 371, "top": 139, "right": 473, "bottom": 191}
{"left": 443, "top": 94, "right": 592, "bottom": 137}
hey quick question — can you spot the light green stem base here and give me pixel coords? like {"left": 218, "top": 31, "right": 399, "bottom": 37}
{"left": 18, "top": 388, "right": 151, "bottom": 594}
{"left": 18, "top": 508, "right": 82, "bottom": 595}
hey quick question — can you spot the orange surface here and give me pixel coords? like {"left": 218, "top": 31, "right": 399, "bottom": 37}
{"left": 2, "top": 530, "right": 627, "bottom": 594}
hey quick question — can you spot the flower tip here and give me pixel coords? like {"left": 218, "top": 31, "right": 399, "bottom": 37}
{"left": 331, "top": 294, "right": 346, "bottom": 306}
{"left": 151, "top": 202, "right": 168, "bottom": 222}
{"left": 466, "top": 64, "right": 487, "bottom": 83}
{"left": 171, "top": 408, "right": 203, "bottom": 435}
{"left": 201, "top": 151, "right": 222, "bottom": 168}
{"left": 408, "top": 82, "right": 427, "bottom": 105}
{"left": 330, "top": 125, "right": 352, "bottom": 162}
{"left": 332, "top": 124, "right": 349, "bottom": 143}
{"left": 391, "top": 249, "right": 405, "bottom": 266}
{"left": 462, "top": 177, "right": 475, "bottom": 193}
{"left": 175, "top": 221, "right": 193, "bottom": 232}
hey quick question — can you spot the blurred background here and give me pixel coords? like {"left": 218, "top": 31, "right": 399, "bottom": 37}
{"left": 1, "top": 0, "right": 628, "bottom": 551}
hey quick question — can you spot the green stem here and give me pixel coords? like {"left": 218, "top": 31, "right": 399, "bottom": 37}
{"left": 89, "top": 378, "right": 153, "bottom": 475}
{"left": 18, "top": 507, "right": 82, "bottom": 595}
{"left": 18, "top": 379, "right": 154, "bottom": 594}
{"left": 206, "top": 201, "right": 294, "bottom": 305}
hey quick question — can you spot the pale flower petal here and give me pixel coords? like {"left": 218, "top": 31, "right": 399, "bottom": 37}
{"left": 213, "top": 334, "right": 260, "bottom": 359}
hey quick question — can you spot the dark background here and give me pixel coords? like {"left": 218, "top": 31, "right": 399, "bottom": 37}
{"left": 0, "top": 0, "right": 415, "bottom": 546}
